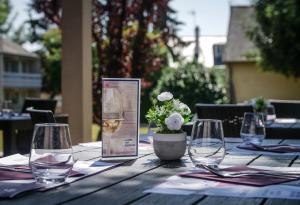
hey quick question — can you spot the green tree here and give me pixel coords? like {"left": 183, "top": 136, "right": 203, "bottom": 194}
{"left": 248, "top": 0, "right": 300, "bottom": 78}
{"left": 0, "top": 0, "right": 11, "bottom": 34}
{"left": 152, "top": 62, "right": 228, "bottom": 114}
{"left": 39, "top": 28, "right": 62, "bottom": 98}
{"left": 0, "top": 0, "right": 29, "bottom": 43}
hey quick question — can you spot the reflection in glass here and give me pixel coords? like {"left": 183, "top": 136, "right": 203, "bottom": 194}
{"left": 188, "top": 119, "right": 225, "bottom": 168}
{"left": 29, "top": 123, "right": 74, "bottom": 185}
{"left": 240, "top": 112, "right": 265, "bottom": 145}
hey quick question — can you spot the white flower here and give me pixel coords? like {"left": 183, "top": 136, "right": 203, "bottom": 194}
{"left": 179, "top": 102, "right": 187, "bottom": 110}
{"left": 173, "top": 100, "right": 191, "bottom": 114}
{"left": 165, "top": 112, "right": 184, "bottom": 131}
{"left": 173, "top": 99, "right": 181, "bottom": 109}
{"left": 181, "top": 103, "right": 191, "bottom": 114}
{"left": 157, "top": 92, "right": 173, "bottom": 102}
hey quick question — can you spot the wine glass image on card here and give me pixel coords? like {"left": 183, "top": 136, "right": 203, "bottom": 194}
{"left": 102, "top": 78, "right": 140, "bottom": 159}
{"left": 103, "top": 87, "right": 124, "bottom": 134}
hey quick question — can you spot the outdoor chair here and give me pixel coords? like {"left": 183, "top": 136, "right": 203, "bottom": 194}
{"left": 21, "top": 98, "right": 57, "bottom": 114}
{"left": 195, "top": 104, "right": 253, "bottom": 138}
{"left": 26, "top": 107, "right": 56, "bottom": 125}
{"left": 15, "top": 108, "right": 56, "bottom": 154}
{"left": 269, "top": 100, "right": 300, "bottom": 119}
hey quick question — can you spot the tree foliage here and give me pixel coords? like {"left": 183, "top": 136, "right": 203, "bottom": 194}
{"left": 0, "top": 0, "right": 30, "bottom": 43}
{"left": 38, "top": 28, "right": 62, "bottom": 98}
{"left": 248, "top": 0, "right": 300, "bottom": 78}
{"left": 151, "top": 62, "right": 228, "bottom": 113}
{"left": 0, "top": 0, "right": 11, "bottom": 34}
{"left": 29, "top": 0, "right": 185, "bottom": 125}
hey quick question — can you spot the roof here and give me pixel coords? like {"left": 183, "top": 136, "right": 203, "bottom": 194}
{"left": 0, "top": 37, "right": 39, "bottom": 58}
{"left": 223, "top": 6, "right": 257, "bottom": 63}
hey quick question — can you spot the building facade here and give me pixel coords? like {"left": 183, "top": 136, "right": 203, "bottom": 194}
{"left": 223, "top": 6, "right": 300, "bottom": 103}
{"left": 179, "top": 36, "right": 227, "bottom": 68}
{"left": 0, "top": 37, "right": 42, "bottom": 111}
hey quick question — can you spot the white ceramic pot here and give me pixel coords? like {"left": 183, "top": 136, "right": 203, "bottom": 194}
{"left": 153, "top": 132, "right": 187, "bottom": 160}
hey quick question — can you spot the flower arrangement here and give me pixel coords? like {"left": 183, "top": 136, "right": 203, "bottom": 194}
{"left": 146, "top": 92, "right": 192, "bottom": 134}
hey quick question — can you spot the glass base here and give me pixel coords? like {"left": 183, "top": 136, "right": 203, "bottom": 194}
{"left": 243, "top": 140, "right": 263, "bottom": 145}
{"left": 35, "top": 177, "right": 66, "bottom": 185}
{"left": 194, "top": 163, "right": 219, "bottom": 169}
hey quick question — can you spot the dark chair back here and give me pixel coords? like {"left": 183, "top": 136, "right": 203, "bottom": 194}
{"left": 26, "top": 107, "right": 56, "bottom": 125}
{"left": 269, "top": 100, "right": 300, "bottom": 119}
{"left": 13, "top": 108, "right": 56, "bottom": 155}
{"left": 195, "top": 104, "right": 253, "bottom": 137}
{"left": 21, "top": 98, "right": 57, "bottom": 114}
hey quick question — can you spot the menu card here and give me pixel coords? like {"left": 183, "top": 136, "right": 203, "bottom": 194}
{"left": 102, "top": 78, "right": 140, "bottom": 159}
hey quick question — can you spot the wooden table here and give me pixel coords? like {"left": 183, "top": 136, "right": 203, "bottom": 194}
{"left": 0, "top": 114, "right": 68, "bottom": 156}
{"left": 1, "top": 138, "right": 300, "bottom": 204}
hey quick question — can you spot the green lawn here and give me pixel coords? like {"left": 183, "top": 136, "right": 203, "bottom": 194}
{"left": 92, "top": 124, "right": 100, "bottom": 141}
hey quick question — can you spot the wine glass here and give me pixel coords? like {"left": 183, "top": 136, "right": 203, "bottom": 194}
{"left": 1, "top": 100, "right": 13, "bottom": 118}
{"left": 102, "top": 87, "right": 124, "bottom": 155}
{"left": 188, "top": 119, "right": 225, "bottom": 168}
{"left": 266, "top": 105, "right": 276, "bottom": 124}
{"left": 240, "top": 112, "right": 265, "bottom": 145}
{"left": 29, "top": 123, "right": 74, "bottom": 185}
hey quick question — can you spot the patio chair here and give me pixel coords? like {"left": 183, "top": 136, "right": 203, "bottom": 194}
{"left": 269, "top": 100, "right": 300, "bottom": 119}
{"left": 26, "top": 107, "right": 56, "bottom": 125}
{"left": 21, "top": 98, "right": 57, "bottom": 114}
{"left": 195, "top": 104, "right": 253, "bottom": 137}
{"left": 15, "top": 108, "right": 56, "bottom": 154}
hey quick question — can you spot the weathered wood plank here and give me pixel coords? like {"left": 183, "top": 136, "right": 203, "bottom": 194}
{"left": 195, "top": 196, "right": 263, "bottom": 205}
{"left": 131, "top": 194, "right": 204, "bottom": 205}
{"left": 1, "top": 139, "right": 299, "bottom": 205}
{"left": 0, "top": 153, "right": 164, "bottom": 205}
{"left": 264, "top": 199, "right": 300, "bottom": 205}
{"left": 263, "top": 139, "right": 300, "bottom": 205}
{"left": 196, "top": 140, "right": 296, "bottom": 205}
{"left": 60, "top": 142, "right": 258, "bottom": 205}
{"left": 61, "top": 156, "right": 195, "bottom": 205}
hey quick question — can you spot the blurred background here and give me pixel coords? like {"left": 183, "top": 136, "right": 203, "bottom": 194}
{"left": 0, "top": 0, "right": 300, "bottom": 150}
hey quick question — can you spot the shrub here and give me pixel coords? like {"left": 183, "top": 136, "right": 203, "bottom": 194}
{"left": 151, "top": 62, "right": 228, "bottom": 113}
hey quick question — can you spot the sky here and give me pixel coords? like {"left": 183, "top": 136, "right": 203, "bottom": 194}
{"left": 171, "top": 0, "right": 251, "bottom": 36}
{"left": 10, "top": 0, "right": 251, "bottom": 37}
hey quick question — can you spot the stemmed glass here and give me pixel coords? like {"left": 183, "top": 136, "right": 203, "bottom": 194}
{"left": 188, "top": 119, "right": 225, "bottom": 168}
{"left": 29, "top": 123, "right": 74, "bottom": 185}
{"left": 240, "top": 112, "right": 265, "bottom": 145}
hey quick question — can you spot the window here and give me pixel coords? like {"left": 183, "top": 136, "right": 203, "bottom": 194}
{"left": 213, "top": 44, "right": 225, "bottom": 66}
{"left": 22, "top": 60, "right": 38, "bottom": 73}
{"left": 4, "top": 57, "right": 19, "bottom": 72}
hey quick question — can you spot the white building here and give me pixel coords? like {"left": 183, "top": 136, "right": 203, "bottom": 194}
{"left": 0, "top": 37, "right": 42, "bottom": 111}
{"left": 179, "top": 35, "right": 227, "bottom": 68}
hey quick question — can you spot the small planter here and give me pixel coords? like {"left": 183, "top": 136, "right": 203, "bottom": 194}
{"left": 153, "top": 132, "right": 187, "bottom": 160}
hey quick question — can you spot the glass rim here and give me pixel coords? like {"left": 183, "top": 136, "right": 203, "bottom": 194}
{"left": 34, "top": 123, "right": 69, "bottom": 127}
{"left": 194, "top": 119, "right": 222, "bottom": 123}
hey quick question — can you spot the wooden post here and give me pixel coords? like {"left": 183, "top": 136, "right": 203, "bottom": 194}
{"left": 0, "top": 38, "right": 4, "bottom": 104}
{"left": 61, "top": 0, "right": 92, "bottom": 144}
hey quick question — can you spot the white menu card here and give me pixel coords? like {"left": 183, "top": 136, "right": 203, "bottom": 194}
{"left": 102, "top": 78, "right": 140, "bottom": 159}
